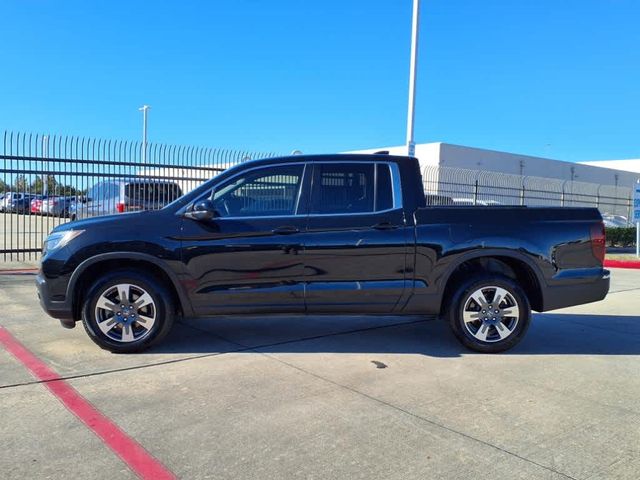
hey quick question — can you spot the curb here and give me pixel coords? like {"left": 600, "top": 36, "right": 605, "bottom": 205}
{"left": 0, "top": 268, "right": 38, "bottom": 275}
{"left": 604, "top": 260, "right": 640, "bottom": 269}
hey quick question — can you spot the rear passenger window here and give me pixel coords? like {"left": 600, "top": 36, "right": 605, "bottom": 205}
{"left": 310, "top": 163, "right": 396, "bottom": 214}
{"left": 310, "top": 163, "right": 375, "bottom": 214}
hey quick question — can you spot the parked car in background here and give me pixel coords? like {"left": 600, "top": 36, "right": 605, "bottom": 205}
{"left": 3, "top": 192, "right": 35, "bottom": 213}
{"left": 40, "top": 196, "right": 75, "bottom": 217}
{"left": 425, "top": 194, "right": 454, "bottom": 206}
{"left": 30, "top": 195, "right": 46, "bottom": 214}
{"left": 602, "top": 214, "right": 628, "bottom": 228}
{"left": 72, "top": 179, "right": 183, "bottom": 220}
{"left": 2, "top": 192, "right": 29, "bottom": 212}
{"left": 451, "top": 198, "right": 489, "bottom": 206}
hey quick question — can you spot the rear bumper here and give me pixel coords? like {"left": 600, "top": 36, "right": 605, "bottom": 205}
{"left": 36, "top": 272, "right": 76, "bottom": 328}
{"left": 542, "top": 269, "right": 610, "bottom": 311}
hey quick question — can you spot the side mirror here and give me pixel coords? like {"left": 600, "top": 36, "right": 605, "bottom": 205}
{"left": 185, "top": 199, "right": 217, "bottom": 221}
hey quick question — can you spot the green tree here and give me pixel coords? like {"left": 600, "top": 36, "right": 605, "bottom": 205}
{"left": 0, "top": 179, "right": 8, "bottom": 193}
{"left": 58, "top": 184, "right": 78, "bottom": 196}
{"left": 30, "top": 175, "right": 59, "bottom": 195}
{"left": 13, "top": 175, "right": 27, "bottom": 192}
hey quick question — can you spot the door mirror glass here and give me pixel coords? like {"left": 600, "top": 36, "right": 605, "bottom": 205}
{"left": 185, "top": 199, "right": 217, "bottom": 221}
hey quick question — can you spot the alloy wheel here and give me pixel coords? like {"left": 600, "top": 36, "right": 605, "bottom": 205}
{"left": 94, "top": 283, "right": 157, "bottom": 343}
{"left": 462, "top": 286, "right": 520, "bottom": 343}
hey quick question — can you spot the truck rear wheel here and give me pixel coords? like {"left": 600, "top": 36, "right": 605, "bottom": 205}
{"left": 446, "top": 274, "right": 531, "bottom": 353}
{"left": 81, "top": 270, "right": 174, "bottom": 353}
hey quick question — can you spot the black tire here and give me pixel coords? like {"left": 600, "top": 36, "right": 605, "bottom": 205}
{"left": 81, "top": 270, "right": 175, "bottom": 353}
{"left": 445, "top": 274, "right": 531, "bottom": 353}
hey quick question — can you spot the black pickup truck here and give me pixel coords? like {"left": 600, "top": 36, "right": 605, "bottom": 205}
{"left": 36, "top": 154, "right": 609, "bottom": 353}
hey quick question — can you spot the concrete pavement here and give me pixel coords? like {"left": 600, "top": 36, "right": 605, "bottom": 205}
{"left": 1, "top": 269, "right": 639, "bottom": 479}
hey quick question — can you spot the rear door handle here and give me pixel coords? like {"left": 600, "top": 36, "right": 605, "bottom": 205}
{"left": 272, "top": 226, "right": 300, "bottom": 235}
{"left": 372, "top": 222, "right": 398, "bottom": 230}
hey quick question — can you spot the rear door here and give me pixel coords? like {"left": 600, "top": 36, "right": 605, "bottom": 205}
{"left": 304, "top": 161, "right": 408, "bottom": 313}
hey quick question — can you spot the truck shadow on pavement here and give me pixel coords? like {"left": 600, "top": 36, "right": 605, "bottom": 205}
{"left": 152, "top": 312, "right": 640, "bottom": 357}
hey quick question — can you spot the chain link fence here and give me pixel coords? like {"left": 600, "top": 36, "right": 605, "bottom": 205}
{"left": 422, "top": 165, "right": 634, "bottom": 224}
{"left": 1, "top": 131, "right": 635, "bottom": 262}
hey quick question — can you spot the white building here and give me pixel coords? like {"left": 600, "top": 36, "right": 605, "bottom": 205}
{"left": 348, "top": 142, "right": 640, "bottom": 189}
{"left": 580, "top": 159, "right": 640, "bottom": 175}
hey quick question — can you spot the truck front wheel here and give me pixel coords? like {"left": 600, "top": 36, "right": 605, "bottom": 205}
{"left": 446, "top": 274, "right": 531, "bottom": 353}
{"left": 81, "top": 270, "right": 175, "bottom": 353}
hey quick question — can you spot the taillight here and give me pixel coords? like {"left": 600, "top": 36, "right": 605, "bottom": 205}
{"left": 116, "top": 202, "right": 142, "bottom": 213}
{"left": 590, "top": 222, "right": 606, "bottom": 264}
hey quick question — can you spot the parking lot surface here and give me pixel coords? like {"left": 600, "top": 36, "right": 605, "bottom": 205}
{"left": 1, "top": 268, "right": 639, "bottom": 479}
{"left": 1, "top": 212, "right": 67, "bottom": 259}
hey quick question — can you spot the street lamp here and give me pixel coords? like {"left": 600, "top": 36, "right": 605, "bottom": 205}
{"left": 42, "top": 135, "right": 49, "bottom": 196}
{"left": 138, "top": 105, "right": 151, "bottom": 164}
{"left": 406, "top": 0, "right": 421, "bottom": 157}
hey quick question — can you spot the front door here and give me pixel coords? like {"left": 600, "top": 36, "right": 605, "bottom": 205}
{"left": 179, "top": 163, "right": 309, "bottom": 315}
{"left": 304, "top": 161, "right": 408, "bottom": 313}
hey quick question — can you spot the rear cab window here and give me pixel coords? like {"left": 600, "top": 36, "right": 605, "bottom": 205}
{"left": 309, "top": 162, "right": 397, "bottom": 215}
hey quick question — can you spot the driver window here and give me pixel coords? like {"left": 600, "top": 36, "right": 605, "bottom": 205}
{"left": 211, "top": 164, "right": 304, "bottom": 217}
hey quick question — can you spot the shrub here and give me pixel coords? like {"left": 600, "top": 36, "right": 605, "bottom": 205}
{"left": 606, "top": 226, "right": 637, "bottom": 247}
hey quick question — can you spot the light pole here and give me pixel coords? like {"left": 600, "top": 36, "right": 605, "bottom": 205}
{"left": 406, "top": 0, "right": 421, "bottom": 157}
{"left": 635, "top": 179, "right": 640, "bottom": 258}
{"left": 139, "top": 105, "right": 151, "bottom": 164}
{"left": 42, "top": 135, "right": 49, "bottom": 196}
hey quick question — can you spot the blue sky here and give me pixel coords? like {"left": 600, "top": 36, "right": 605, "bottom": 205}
{"left": 1, "top": 0, "right": 639, "bottom": 161}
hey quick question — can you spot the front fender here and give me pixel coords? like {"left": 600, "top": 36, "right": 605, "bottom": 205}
{"left": 66, "top": 251, "right": 194, "bottom": 317}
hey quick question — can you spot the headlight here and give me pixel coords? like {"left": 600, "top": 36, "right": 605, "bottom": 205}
{"left": 42, "top": 230, "right": 84, "bottom": 255}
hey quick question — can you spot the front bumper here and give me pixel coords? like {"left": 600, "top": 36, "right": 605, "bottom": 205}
{"left": 36, "top": 272, "right": 76, "bottom": 328}
{"left": 542, "top": 268, "right": 610, "bottom": 311}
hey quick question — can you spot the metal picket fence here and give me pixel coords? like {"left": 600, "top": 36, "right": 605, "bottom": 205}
{"left": 0, "top": 131, "right": 278, "bottom": 261}
{"left": 422, "top": 165, "right": 634, "bottom": 221}
{"left": 2, "top": 132, "right": 636, "bottom": 263}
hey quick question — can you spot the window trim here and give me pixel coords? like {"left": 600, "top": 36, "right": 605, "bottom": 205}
{"left": 180, "top": 160, "right": 403, "bottom": 220}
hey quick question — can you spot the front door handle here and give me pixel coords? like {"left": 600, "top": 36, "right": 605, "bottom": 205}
{"left": 272, "top": 226, "right": 300, "bottom": 235}
{"left": 372, "top": 222, "right": 398, "bottom": 230}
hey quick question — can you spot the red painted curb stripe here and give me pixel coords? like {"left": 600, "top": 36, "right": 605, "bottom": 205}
{"left": 0, "top": 326, "right": 175, "bottom": 480}
{"left": 604, "top": 260, "right": 640, "bottom": 269}
{"left": 0, "top": 268, "right": 38, "bottom": 274}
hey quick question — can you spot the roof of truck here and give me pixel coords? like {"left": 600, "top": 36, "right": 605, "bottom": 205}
{"left": 238, "top": 153, "right": 417, "bottom": 168}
